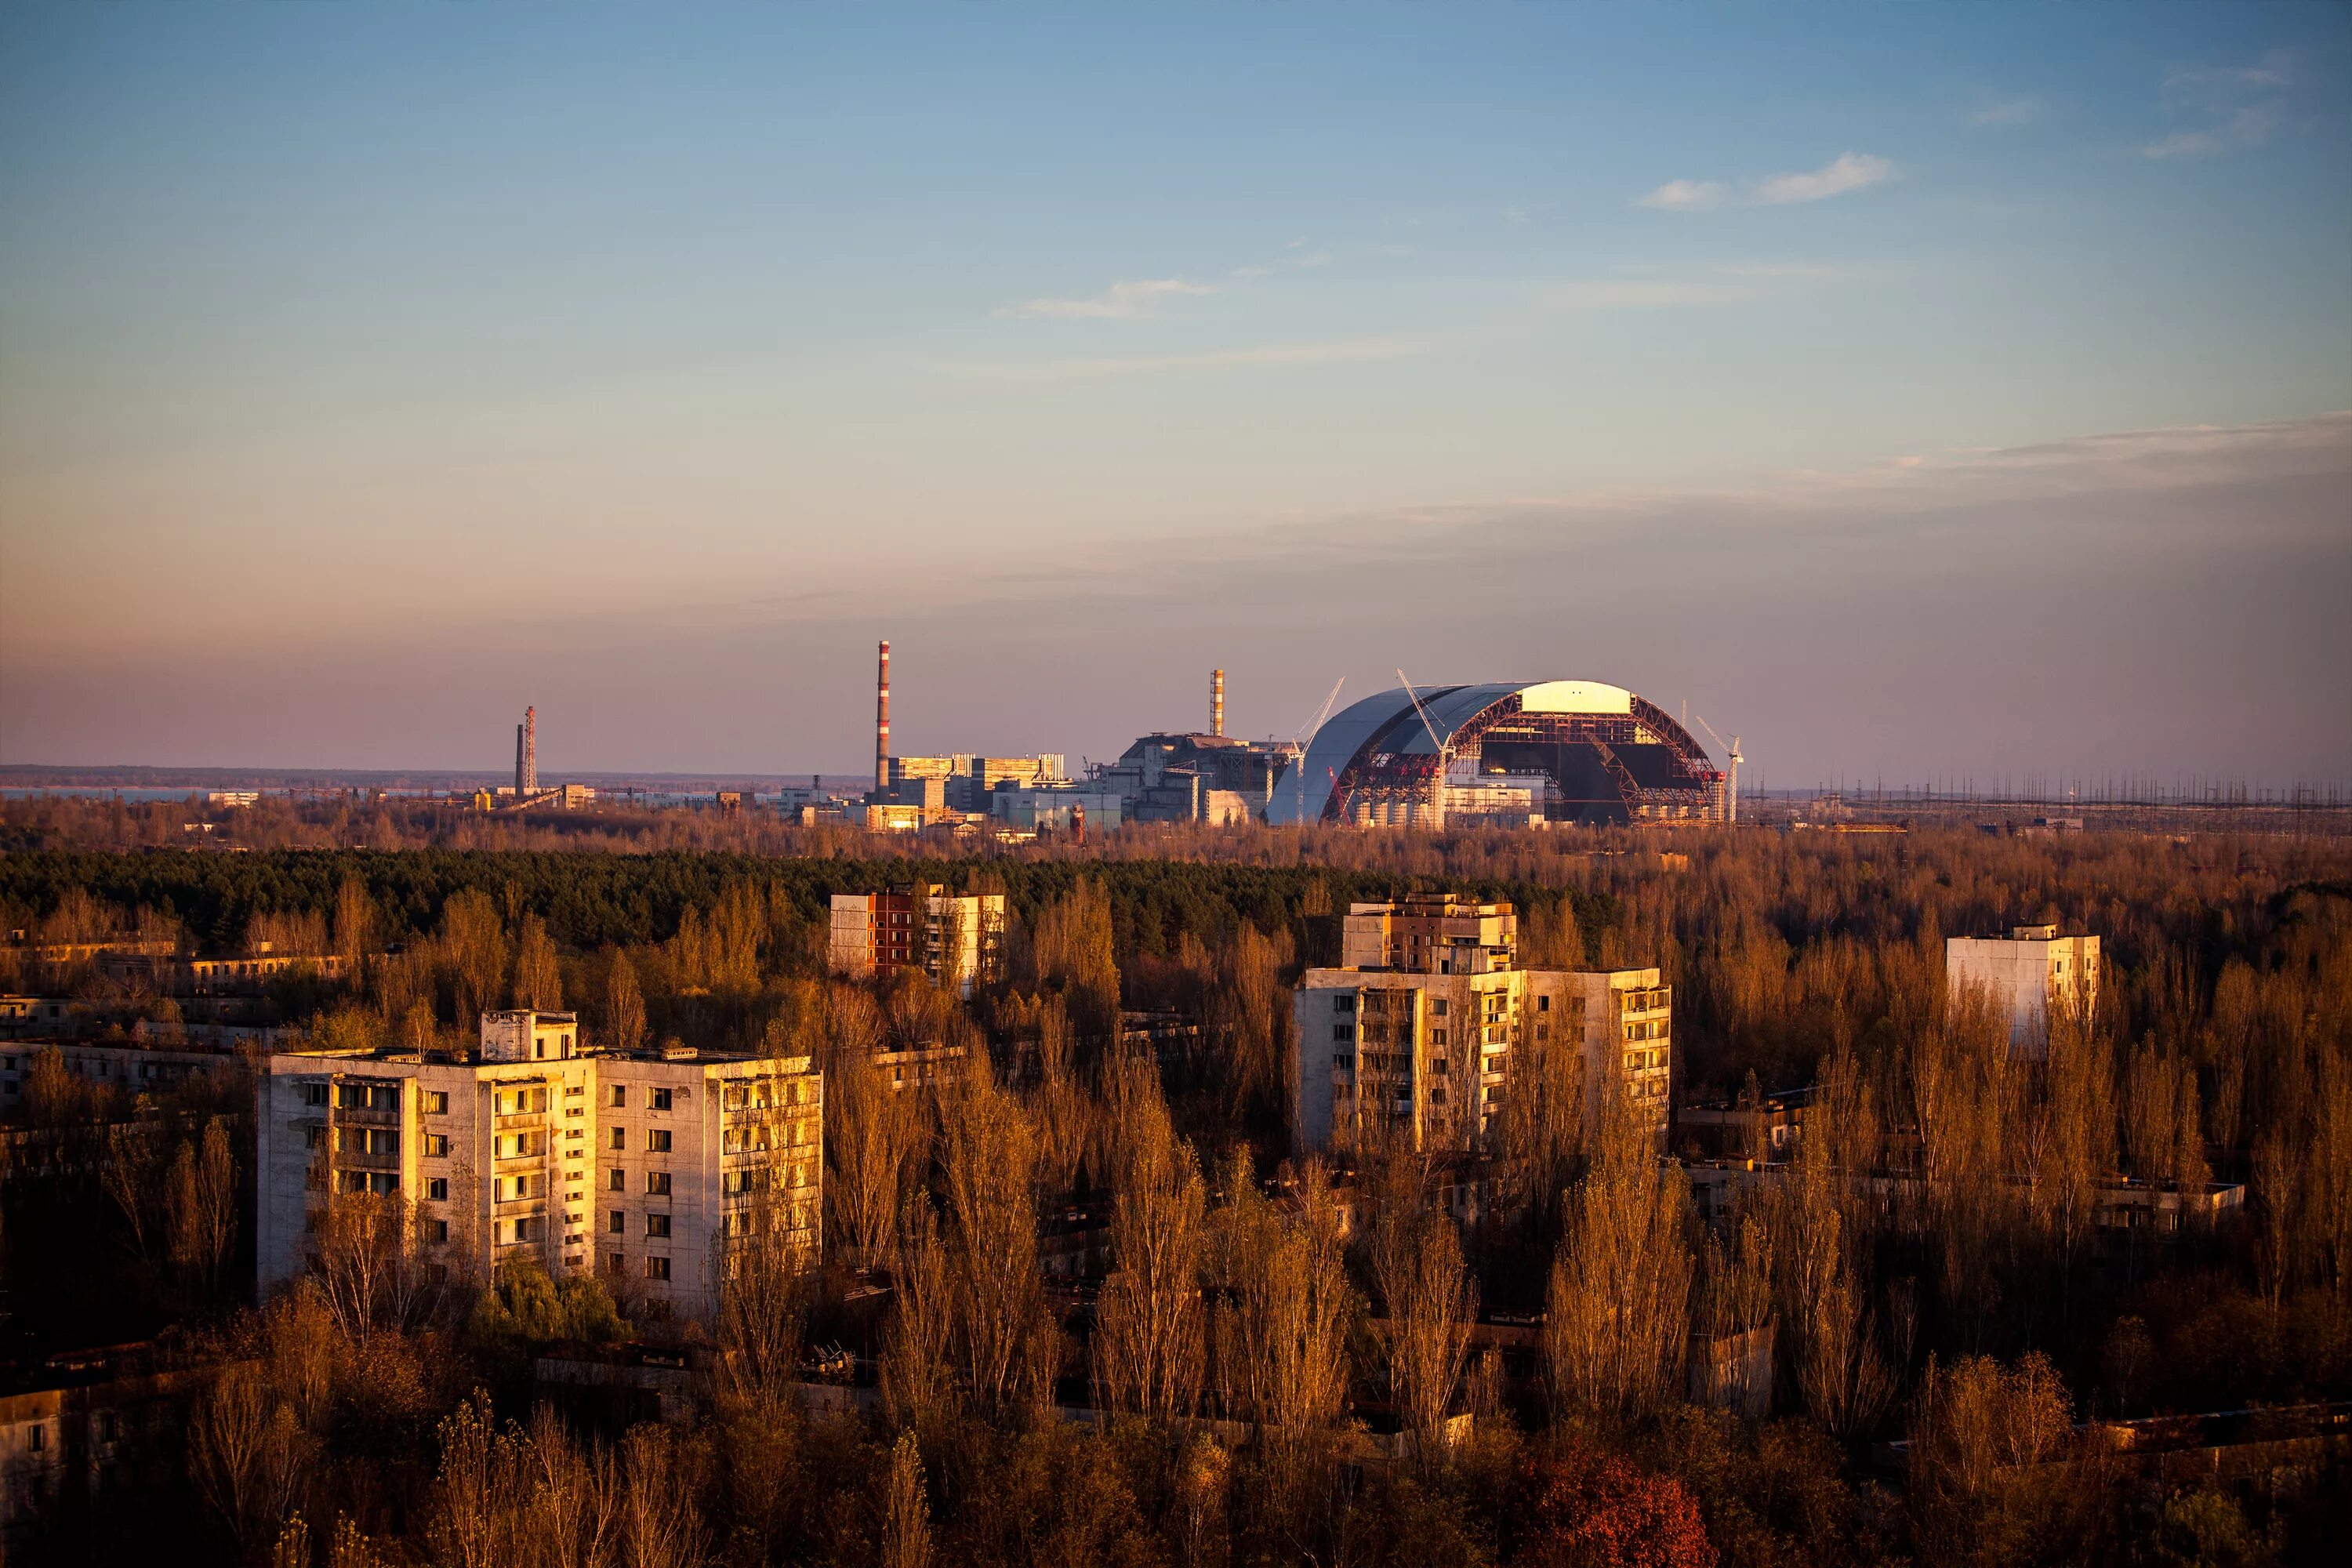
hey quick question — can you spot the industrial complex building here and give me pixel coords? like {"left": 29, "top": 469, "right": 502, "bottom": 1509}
{"left": 794, "top": 645, "right": 1744, "bottom": 834}
{"left": 1269, "top": 680, "right": 1732, "bottom": 828}
{"left": 1089, "top": 670, "right": 1296, "bottom": 825}
{"left": 1945, "top": 924, "right": 2102, "bottom": 1059}
{"left": 1291, "top": 895, "right": 1673, "bottom": 1154}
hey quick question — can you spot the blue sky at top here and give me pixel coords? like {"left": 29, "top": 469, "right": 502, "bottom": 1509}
{"left": 2, "top": 3, "right": 2347, "bottom": 777}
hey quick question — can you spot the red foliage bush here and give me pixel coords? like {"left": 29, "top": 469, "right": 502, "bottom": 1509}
{"left": 1516, "top": 1441, "right": 1719, "bottom": 1568}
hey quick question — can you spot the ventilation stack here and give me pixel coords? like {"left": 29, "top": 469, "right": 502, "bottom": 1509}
{"left": 1211, "top": 669, "right": 1225, "bottom": 738}
{"left": 515, "top": 724, "right": 526, "bottom": 795}
{"left": 875, "top": 641, "right": 891, "bottom": 795}
{"left": 524, "top": 706, "right": 538, "bottom": 795}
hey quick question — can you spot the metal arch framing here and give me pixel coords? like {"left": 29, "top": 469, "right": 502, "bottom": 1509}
{"left": 1323, "top": 686, "right": 1472, "bottom": 821}
{"left": 1628, "top": 695, "right": 1718, "bottom": 782}
{"left": 1318, "top": 687, "right": 1727, "bottom": 823}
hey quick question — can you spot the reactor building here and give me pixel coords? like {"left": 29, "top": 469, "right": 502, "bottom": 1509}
{"left": 1268, "top": 680, "right": 1731, "bottom": 828}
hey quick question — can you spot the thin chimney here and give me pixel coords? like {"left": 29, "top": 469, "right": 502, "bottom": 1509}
{"left": 1212, "top": 669, "right": 1225, "bottom": 738}
{"left": 875, "top": 640, "right": 891, "bottom": 795}
{"left": 515, "top": 724, "right": 526, "bottom": 795}
{"left": 524, "top": 706, "right": 538, "bottom": 795}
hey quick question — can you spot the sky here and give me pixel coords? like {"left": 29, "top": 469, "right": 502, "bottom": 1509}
{"left": 2, "top": 2, "right": 2347, "bottom": 786}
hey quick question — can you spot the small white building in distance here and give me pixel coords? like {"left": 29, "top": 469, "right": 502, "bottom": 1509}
{"left": 1944, "top": 924, "right": 2101, "bottom": 1059}
{"left": 828, "top": 884, "right": 1006, "bottom": 999}
{"left": 1291, "top": 895, "right": 1673, "bottom": 1155}
{"left": 256, "top": 1009, "right": 822, "bottom": 1317}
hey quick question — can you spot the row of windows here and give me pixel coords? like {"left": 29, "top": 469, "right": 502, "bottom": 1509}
{"left": 605, "top": 1252, "right": 673, "bottom": 1281}
{"left": 610, "top": 1210, "right": 672, "bottom": 1237}
{"left": 300, "top": 1083, "right": 715, "bottom": 1117}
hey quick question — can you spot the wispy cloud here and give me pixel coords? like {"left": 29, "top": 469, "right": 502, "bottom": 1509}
{"left": 1752, "top": 152, "right": 1896, "bottom": 205}
{"left": 934, "top": 335, "right": 1447, "bottom": 382}
{"left": 1636, "top": 179, "right": 1731, "bottom": 212}
{"left": 2141, "top": 108, "right": 2277, "bottom": 159}
{"left": 1637, "top": 153, "right": 1894, "bottom": 212}
{"left": 2143, "top": 54, "right": 2290, "bottom": 158}
{"left": 994, "top": 278, "right": 1214, "bottom": 320}
{"left": 1971, "top": 97, "right": 2042, "bottom": 126}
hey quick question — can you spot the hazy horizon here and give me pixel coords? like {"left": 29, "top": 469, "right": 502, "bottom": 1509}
{"left": 4, "top": 5, "right": 2347, "bottom": 786}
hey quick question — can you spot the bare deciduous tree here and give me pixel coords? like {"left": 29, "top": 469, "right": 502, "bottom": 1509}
{"left": 880, "top": 1429, "right": 933, "bottom": 1568}
{"left": 1545, "top": 1096, "right": 1692, "bottom": 1425}
{"left": 310, "top": 1185, "right": 448, "bottom": 1340}
{"left": 169, "top": 1116, "right": 240, "bottom": 1298}
{"left": 829, "top": 1044, "right": 927, "bottom": 1272}
{"left": 511, "top": 913, "right": 563, "bottom": 1011}
{"left": 191, "top": 1363, "right": 314, "bottom": 1563}
{"left": 1091, "top": 1054, "right": 1207, "bottom": 1425}
{"left": 1385, "top": 1210, "right": 1475, "bottom": 1471}
{"left": 938, "top": 1058, "right": 1058, "bottom": 1417}
{"left": 100, "top": 1123, "right": 164, "bottom": 1271}
{"left": 883, "top": 1210, "right": 957, "bottom": 1434}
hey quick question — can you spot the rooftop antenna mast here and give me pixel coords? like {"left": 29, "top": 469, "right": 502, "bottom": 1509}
{"left": 1693, "top": 713, "right": 1742, "bottom": 826}
{"left": 1289, "top": 677, "right": 1345, "bottom": 824}
{"left": 1396, "top": 668, "right": 1450, "bottom": 831}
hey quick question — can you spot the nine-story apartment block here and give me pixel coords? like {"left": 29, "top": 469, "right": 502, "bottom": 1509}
{"left": 1293, "top": 895, "right": 1671, "bottom": 1155}
{"left": 829, "top": 884, "right": 1006, "bottom": 999}
{"left": 256, "top": 1009, "right": 821, "bottom": 1317}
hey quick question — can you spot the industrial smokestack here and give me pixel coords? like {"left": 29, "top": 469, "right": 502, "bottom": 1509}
{"left": 516, "top": 724, "right": 526, "bottom": 795}
{"left": 875, "top": 641, "right": 891, "bottom": 795}
{"left": 1212, "top": 669, "right": 1225, "bottom": 738}
{"left": 524, "top": 706, "right": 538, "bottom": 795}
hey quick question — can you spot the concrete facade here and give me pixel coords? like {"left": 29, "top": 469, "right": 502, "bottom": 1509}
{"left": 256, "top": 1011, "right": 820, "bottom": 1318}
{"left": 828, "top": 886, "right": 1006, "bottom": 999}
{"left": 1294, "top": 898, "right": 1671, "bottom": 1154}
{"left": 1563, "top": 967, "right": 1675, "bottom": 1138}
{"left": 1944, "top": 924, "right": 2101, "bottom": 1059}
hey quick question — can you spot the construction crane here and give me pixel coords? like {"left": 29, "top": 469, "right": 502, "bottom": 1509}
{"left": 1397, "top": 669, "right": 1453, "bottom": 830}
{"left": 1287, "top": 677, "right": 1345, "bottom": 824}
{"left": 1693, "top": 713, "right": 1744, "bottom": 826}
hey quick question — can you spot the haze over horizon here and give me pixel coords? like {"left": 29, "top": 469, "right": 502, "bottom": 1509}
{"left": 4, "top": 4, "right": 2347, "bottom": 786}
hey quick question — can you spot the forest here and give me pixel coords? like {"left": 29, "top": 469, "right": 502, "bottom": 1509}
{"left": 0, "top": 800, "right": 2347, "bottom": 1567}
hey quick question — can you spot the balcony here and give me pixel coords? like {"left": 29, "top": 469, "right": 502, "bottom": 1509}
{"left": 495, "top": 1112, "right": 546, "bottom": 1131}
{"left": 336, "top": 1150, "right": 401, "bottom": 1174}
{"left": 336, "top": 1105, "right": 400, "bottom": 1128}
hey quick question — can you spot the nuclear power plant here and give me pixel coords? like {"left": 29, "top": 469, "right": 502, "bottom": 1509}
{"left": 492, "top": 649, "right": 1745, "bottom": 831}
{"left": 846, "top": 646, "right": 1741, "bottom": 831}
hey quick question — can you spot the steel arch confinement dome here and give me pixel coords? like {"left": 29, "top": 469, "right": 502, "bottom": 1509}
{"left": 1267, "top": 681, "right": 1726, "bottom": 826}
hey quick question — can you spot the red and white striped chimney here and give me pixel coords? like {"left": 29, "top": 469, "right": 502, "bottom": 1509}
{"left": 874, "top": 641, "right": 891, "bottom": 795}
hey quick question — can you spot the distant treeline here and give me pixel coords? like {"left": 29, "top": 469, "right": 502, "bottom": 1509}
{"left": 0, "top": 848, "right": 1618, "bottom": 962}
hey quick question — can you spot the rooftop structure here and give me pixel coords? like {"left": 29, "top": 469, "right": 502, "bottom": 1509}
{"left": 1269, "top": 679, "right": 1728, "bottom": 828}
{"left": 1340, "top": 895, "right": 1517, "bottom": 974}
